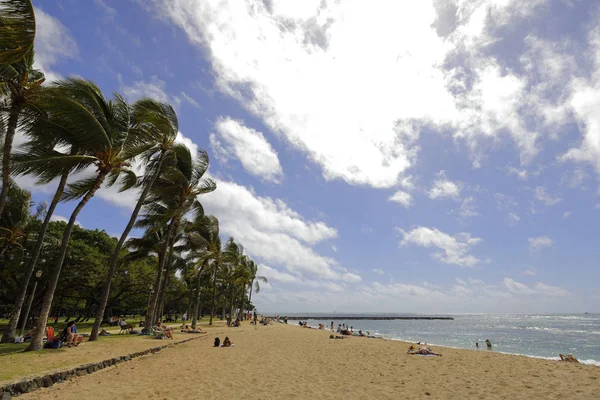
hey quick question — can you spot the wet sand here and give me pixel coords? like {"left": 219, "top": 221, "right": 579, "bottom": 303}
{"left": 21, "top": 323, "right": 600, "bottom": 399}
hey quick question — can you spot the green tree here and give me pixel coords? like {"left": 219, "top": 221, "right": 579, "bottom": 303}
{"left": 141, "top": 144, "right": 216, "bottom": 329}
{"left": 89, "top": 100, "right": 179, "bottom": 341}
{"left": 0, "top": 0, "right": 35, "bottom": 65}
{"left": 26, "top": 78, "right": 144, "bottom": 351}
{"left": 0, "top": 49, "right": 44, "bottom": 217}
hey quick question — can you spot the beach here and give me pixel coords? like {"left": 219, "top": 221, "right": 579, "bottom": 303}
{"left": 20, "top": 323, "right": 600, "bottom": 399}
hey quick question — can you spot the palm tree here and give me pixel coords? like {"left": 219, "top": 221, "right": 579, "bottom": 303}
{"left": 178, "top": 215, "right": 220, "bottom": 329}
{"left": 25, "top": 78, "right": 145, "bottom": 351}
{"left": 0, "top": 49, "right": 44, "bottom": 217}
{"left": 0, "top": 0, "right": 36, "bottom": 65}
{"left": 141, "top": 144, "right": 216, "bottom": 329}
{"left": 1, "top": 139, "right": 78, "bottom": 343}
{"left": 247, "top": 261, "right": 267, "bottom": 316}
{"left": 89, "top": 100, "right": 179, "bottom": 341}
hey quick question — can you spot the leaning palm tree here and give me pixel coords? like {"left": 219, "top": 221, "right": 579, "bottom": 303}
{"left": 247, "top": 260, "right": 267, "bottom": 315}
{"left": 141, "top": 144, "right": 216, "bottom": 329}
{"left": 1, "top": 138, "right": 78, "bottom": 343}
{"left": 0, "top": 0, "right": 36, "bottom": 65}
{"left": 0, "top": 49, "right": 44, "bottom": 217}
{"left": 181, "top": 215, "right": 220, "bottom": 328}
{"left": 25, "top": 78, "right": 145, "bottom": 351}
{"left": 89, "top": 100, "right": 179, "bottom": 341}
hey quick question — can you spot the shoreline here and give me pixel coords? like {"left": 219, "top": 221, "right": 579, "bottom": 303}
{"left": 21, "top": 321, "right": 600, "bottom": 399}
{"left": 293, "top": 321, "right": 600, "bottom": 367}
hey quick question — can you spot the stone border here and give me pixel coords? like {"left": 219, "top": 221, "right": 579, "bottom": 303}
{"left": 0, "top": 336, "right": 202, "bottom": 399}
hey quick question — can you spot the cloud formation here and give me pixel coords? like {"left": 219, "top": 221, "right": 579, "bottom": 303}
{"left": 397, "top": 226, "right": 482, "bottom": 267}
{"left": 211, "top": 117, "right": 284, "bottom": 183}
{"left": 528, "top": 236, "right": 553, "bottom": 251}
{"left": 33, "top": 8, "right": 79, "bottom": 82}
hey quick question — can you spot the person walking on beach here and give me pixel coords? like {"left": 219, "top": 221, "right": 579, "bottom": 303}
{"left": 253, "top": 308, "right": 258, "bottom": 329}
{"left": 330, "top": 321, "right": 334, "bottom": 332}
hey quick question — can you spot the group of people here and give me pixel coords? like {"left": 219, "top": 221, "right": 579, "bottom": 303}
{"left": 475, "top": 339, "right": 493, "bottom": 349}
{"left": 180, "top": 324, "right": 205, "bottom": 334}
{"left": 213, "top": 336, "right": 233, "bottom": 347}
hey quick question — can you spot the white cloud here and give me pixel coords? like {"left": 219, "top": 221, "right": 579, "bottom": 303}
{"left": 504, "top": 278, "right": 569, "bottom": 297}
{"left": 372, "top": 269, "right": 384, "bottom": 275}
{"left": 468, "top": 278, "right": 484, "bottom": 285}
{"left": 534, "top": 186, "right": 562, "bottom": 206}
{"left": 50, "top": 215, "right": 82, "bottom": 227}
{"left": 122, "top": 76, "right": 170, "bottom": 103}
{"left": 429, "top": 172, "right": 461, "bottom": 200}
{"left": 257, "top": 264, "right": 301, "bottom": 284}
{"left": 331, "top": 245, "right": 337, "bottom": 253}
{"left": 528, "top": 236, "right": 553, "bottom": 251}
{"left": 151, "top": 0, "right": 559, "bottom": 189}
{"left": 33, "top": 8, "right": 79, "bottom": 82}
{"left": 507, "top": 212, "right": 521, "bottom": 226}
{"left": 180, "top": 91, "right": 201, "bottom": 108}
{"left": 523, "top": 269, "right": 537, "bottom": 276}
{"left": 388, "top": 190, "right": 412, "bottom": 208}
{"left": 450, "top": 196, "right": 479, "bottom": 219}
{"left": 211, "top": 117, "right": 284, "bottom": 183}
{"left": 563, "top": 211, "right": 572, "bottom": 219}
{"left": 397, "top": 226, "right": 482, "bottom": 267}
{"left": 455, "top": 278, "right": 467, "bottom": 286}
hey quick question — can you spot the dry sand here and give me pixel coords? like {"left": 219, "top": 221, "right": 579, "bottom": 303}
{"left": 21, "top": 323, "right": 600, "bottom": 399}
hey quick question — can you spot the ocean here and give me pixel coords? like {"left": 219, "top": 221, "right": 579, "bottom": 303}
{"left": 291, "top": 313, "right": 600, "bottom": 366}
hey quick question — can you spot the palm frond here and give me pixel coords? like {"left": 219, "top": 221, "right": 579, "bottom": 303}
{"left": 61, "top": 175, "right": 98, "bottom": 201}
{"left": 0, "top": 0, "right": 35, "bottom": 65}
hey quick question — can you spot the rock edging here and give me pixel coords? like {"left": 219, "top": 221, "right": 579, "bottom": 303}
{"left": 0, "top": 336, "right": 202, "bottom": 399}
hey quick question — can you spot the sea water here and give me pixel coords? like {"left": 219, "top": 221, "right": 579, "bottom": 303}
{"left": 295, "top": 314, "right": 600, "bottom": 366}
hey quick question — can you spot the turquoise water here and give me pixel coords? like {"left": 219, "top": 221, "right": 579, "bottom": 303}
{"left": 298, "top": 314, "right": 600, "bottom": 366}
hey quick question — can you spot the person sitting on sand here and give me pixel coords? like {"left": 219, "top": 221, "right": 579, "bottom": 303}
{"left": 214, "top": 337, "right": 221, "bottom": 347}
{"left": 222, "top": 337, "right": 232, "bottom": 347}
{"left": 559, "top": 354, "right": 579, "bottom": 363}
{"left": 407, "top": 346, "right": 442, "bottom": 356}
{"left": 23, "top": 327, "right": 36, "bottom": 342}
{"left": 99, "top": 328, "right": 110, "bottom": 336}
{"left": 155, "top": 321, "right": 174, "bottom": 339}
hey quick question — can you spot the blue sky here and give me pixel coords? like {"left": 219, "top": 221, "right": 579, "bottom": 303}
{"left": 20, "top": 0, "right": 600, "bottom": 314}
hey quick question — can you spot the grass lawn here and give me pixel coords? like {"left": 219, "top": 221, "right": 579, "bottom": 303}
{"left": 0, "top": 318, "right": 223, "bottom": 384}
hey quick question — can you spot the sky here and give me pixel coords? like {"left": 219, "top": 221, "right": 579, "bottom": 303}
{"left": 18, "top": 0, "right": 600, "bottom": 314}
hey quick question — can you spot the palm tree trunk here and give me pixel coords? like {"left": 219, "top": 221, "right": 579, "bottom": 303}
{"left": 155, "top": 230, "right": 177, "bottom": 323}
{"left": 191, "top": 270, "right": 202, "bottom": 330}
{"left": 228, "top": 284, "right": 235, "bottom": 319}
{"left": 26, "top": 172, "right": 107, "bottom": 351}
{"left": 248, "top": 278, "right": 255, "bottom": 311}
{"left": 144, "top": 219, "right": 176, "bottom": 330}
{"left": 209, "top": 261, "right": 219, "bottom": 325}
{"left": 239, "top": 285, "right": 246, "bottom": 320}
{"left": 90, "top": 151, "right": 166, "bottom": 341}
{"left": 0, "top": 109, "right": 19, "bottom": 218}
{"left": 1, "top": 169, "right": 69, "bottom": 343}
{"left": 143, "top": 250, "right": 165, "bottom": 332}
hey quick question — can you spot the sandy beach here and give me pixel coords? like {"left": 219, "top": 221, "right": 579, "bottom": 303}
{"left": 19, "top": 322, "right": 600, "bottom": 400}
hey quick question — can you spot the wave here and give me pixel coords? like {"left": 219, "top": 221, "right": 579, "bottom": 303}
{"left": 518, "top": 326, "right": 600, "bottom": 335}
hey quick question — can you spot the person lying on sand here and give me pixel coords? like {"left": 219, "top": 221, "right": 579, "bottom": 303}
{"left": 559, "top": 354, "right": 579, "bottom": 363}
{"left": 329, "top": 334, "right": 345, "bottom": 339}
{"left": 181, "top": 327, "right": 205, "bottom": 333}
{"left": 407, "top": 346, "right": 442, "bottom": 356}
